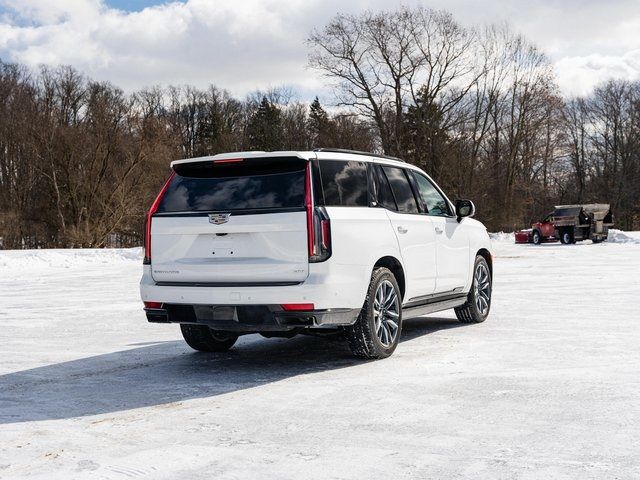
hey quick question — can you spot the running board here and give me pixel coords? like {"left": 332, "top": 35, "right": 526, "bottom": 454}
{"left": 402, "top": 295, "right": 467, "bottom": 320}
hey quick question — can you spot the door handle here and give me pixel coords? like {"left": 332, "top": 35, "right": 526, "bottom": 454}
{"left": 435, "top": 226, "right": 444, "bottom": 234}
{"left": 397, "top": 226, "right": 408, "bottom": 234}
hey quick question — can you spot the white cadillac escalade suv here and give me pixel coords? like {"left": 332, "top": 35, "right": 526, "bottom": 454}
{"left": 140, "top": 149, "right": 493, "bottom": 359}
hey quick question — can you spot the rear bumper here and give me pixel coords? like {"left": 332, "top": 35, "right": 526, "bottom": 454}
{"left": 140, "top": 263, "right": 370, "bottom": 310}
{"left": 144, "top": 304, "right": 360, "bottom": 331}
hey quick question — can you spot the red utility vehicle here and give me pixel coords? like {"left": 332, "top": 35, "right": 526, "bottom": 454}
{"left": 515, "top": 204, "right": 614, "bottom": 245}
{"left": 515, "top": 213, "right": 556, "bottom": 244}
{"left": 530, "top": 213, "right": 556, "bottom": 244}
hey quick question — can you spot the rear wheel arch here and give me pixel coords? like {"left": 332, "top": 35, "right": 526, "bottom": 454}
{"left": 372, "top": 256, "right": 405, "bottom": 301}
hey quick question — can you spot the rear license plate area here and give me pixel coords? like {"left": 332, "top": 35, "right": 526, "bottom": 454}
{"left": 194, "top": 305, "right": 238, "bottom": 322}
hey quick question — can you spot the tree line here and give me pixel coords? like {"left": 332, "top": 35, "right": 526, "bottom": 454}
{"left": 0, "top": 67, "right": 372, "bottom": 248}
{"left": 0, "top": 5, "right": 638, "bottom": 249}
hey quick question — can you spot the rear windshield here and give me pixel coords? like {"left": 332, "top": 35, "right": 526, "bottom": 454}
{"left": 157, "top": 157, "right": 306, "bottom": 213}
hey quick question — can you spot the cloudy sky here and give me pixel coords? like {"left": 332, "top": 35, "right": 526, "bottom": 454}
{"left": 0, "top": 0, "right": 638, "bottom": 100}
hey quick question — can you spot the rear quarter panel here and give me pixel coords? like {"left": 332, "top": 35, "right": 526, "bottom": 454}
{"left": 325, "top": 206, "right": 403, "bottom": 303}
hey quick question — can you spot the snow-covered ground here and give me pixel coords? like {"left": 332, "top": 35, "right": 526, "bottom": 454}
{"left": 1, "top": 234, "right": 640, "bottom": 479}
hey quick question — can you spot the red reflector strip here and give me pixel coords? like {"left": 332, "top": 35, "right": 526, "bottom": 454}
{"left": 213, "top": 158, "right": 243, "bottom": 164}
{"left": 281, "top": 303, "right": 315, "bottom": 311}
{"left": 144, "top": 301, "right": 163, "bottom": 309}
{"left": 321, "top": 219, "right": 330, "bottom": 250}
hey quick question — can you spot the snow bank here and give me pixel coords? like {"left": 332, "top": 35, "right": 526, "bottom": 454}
{"left": 607, "top": 229, "right": 640, "bottom": 244}
{"left": 0, "top": 247, "right": 143, "bottom": 271}
{"left": 489, "top": 231, "right": 515, "bottom": 243}
{"left": 490, "top": 229, "right": 640, "bottom": 245}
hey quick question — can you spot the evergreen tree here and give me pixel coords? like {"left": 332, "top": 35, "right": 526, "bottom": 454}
{"left": 308, "top": 96, "right": 333, "bottom": 148}
{"left": 402, "top": 87, "right": 449, "bottom": 178}
{"left": 246, "top": 96, "right": 283, "bottom": 151}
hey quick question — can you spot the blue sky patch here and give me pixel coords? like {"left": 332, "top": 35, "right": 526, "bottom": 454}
{"left": 105, "top": 0, "right": 176, "bottom": 12}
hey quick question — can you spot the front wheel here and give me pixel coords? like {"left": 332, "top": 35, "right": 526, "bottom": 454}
{"left": 180, "top": 324, "right": 238, "bottom": 352}
{"left": 346, "top": 267, "right": 402, "bottom": 359}
{"left": 532, "top": 230, "right": 542, "bottom": 245}
{"left": 455, "top": 256, "right": 492, "bottom": 323}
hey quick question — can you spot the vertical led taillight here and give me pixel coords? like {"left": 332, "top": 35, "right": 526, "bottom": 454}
{"left": 306, "top": 161, "right": 331, "bottom": 263}
{"left": 143, "top": 171, "right": 175, "bottom": 265}
{"left": 304, "top": 162, "right": 315, "bottom": 259}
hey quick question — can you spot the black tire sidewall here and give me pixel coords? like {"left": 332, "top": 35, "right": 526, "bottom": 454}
{"left": 347, "top": 267, "right": 403, "bottom": 359}
{"left": 209, "top": 330, "right": 237, "bottom": 342}
{"left": 180, "top": 324, "right": 238, "bottom": 352}
{"left": 532, "top": 231, "right": 541, "bottom": 244}
{"left": 470, "top": 256, "right": 491, "bottom": 320}
{"left": 366, "top": 270, "right": 403, "bottom": 357}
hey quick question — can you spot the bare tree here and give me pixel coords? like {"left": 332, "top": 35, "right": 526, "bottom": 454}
{"left": 308, "top": 6, "right": 477, "bottom": 155}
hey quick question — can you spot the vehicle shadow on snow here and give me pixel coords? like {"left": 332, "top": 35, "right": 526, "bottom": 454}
{"left": 0, "top": 316, "right": 463, "bottom": 424}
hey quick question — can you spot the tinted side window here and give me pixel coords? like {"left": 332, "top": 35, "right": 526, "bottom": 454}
{"left": 381, "top": 166, "right": 419, "bottom": 214}
{"left": 374, "top": 164, "right": 397, "bottom": 211}
{"left": 319, "top": 160, "right": 368, "bottom": 207}
{"left": 410, "top": 172, "right": 451, "bottom": 216}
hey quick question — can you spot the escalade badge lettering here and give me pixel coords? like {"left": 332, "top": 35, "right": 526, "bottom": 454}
{"left": 209, "top": 213, "right": 231, "bottom": 225}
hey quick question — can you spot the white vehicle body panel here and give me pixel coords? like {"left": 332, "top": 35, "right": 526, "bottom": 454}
{"left": 461, "top": 217, "right": 494, "bottom": 290}
{"left": 141, "top": 262, "right": 369, "bottom": 310}
{"left": 384, "top": 209, "right": 437, "bottom": 300}
{"left": 431, "top": 215, "right": 471, "bottom": 292}
{"left": 150, "top": 212, "right": 308, "bottom": 284}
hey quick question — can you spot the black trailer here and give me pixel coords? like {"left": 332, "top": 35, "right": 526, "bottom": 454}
{"left": 553, "top": 204, "right": 614, "bottom": 244}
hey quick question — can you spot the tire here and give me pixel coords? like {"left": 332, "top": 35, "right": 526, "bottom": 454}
{"left": 346, "top": 267, "right": 402, "bottom": 359}
{"left": 455, "top": 255, "right": 492, "bottom": 323}
{"left": 532, "top": 230, "right": 542, "bottom": 245}
{"left": 180, "top": 324, "right": 238, "bottom": 352}
{"left": 560, "top": 229, "right": 574, "bottom": 245}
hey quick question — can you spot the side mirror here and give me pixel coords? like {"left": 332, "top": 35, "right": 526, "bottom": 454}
{"left": 455, "top": 199, "right": 475, "bottom": 222}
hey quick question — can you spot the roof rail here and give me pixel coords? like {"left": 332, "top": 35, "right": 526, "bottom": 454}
{"left": 313, "top": 148, "right": 405, "bottom": 163}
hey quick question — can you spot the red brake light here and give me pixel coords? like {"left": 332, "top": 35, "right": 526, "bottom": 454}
{"left": 305, "top": 162, "right": 315, "bottom": 258}
{"left": 213, "top": 158, "right": 243, "bottom": 164}
{"left": 143, "top": 171, "right": 175, "bottom": 264}
{"left": 321, "top": 219, "right": 330, "bottom": 250}
{"left": 281, "top": 303, "right": 315, "bottom": 311}
{"left": 306, "top": 161, "right": 331, "bottom": 263}
{"left": 144, "top": 301, "right": 163, "bottom": 309}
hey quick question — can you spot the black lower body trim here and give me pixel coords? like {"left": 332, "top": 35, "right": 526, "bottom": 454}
{"left": 403, "top": 291, "right": 467, "bottom": 309}
{"left": 402, "top": 295, "right": 467, "bottom": 319}
{"left": 144, "top": 304, "right": 360, "bottom": 331}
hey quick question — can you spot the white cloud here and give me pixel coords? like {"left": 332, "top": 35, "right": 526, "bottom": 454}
{"left": 0, "top": 0, "right": 334, "bottom": 95}
{"left": 0, "top": 0, "right": 638, "bottom": 98}
{"left": 555, "top": 50, "right": 640, "bottom": 97}
{"left": 419, "top": 0, "right": 640, "bottom": 96}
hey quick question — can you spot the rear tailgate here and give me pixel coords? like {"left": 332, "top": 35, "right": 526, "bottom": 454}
{"left": 150, "top": 156, "right": 309, "bottom": 284}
